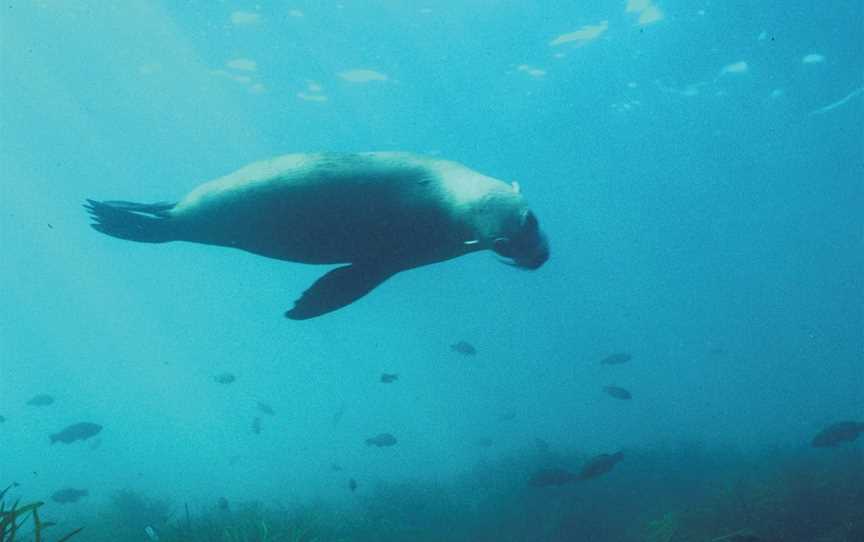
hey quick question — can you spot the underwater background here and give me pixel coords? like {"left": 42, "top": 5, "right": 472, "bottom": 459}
{"left": 1, "top": 1, "right": 862, "bottom": 541}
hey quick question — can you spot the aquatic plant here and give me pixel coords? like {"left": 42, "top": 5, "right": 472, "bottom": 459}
{"left": 0, "top": 484, "right": 82, "bottom": 542}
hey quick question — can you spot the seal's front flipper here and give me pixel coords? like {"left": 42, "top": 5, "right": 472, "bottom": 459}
{"left": 285, "top": 264, "right": 396, "bottom": 320}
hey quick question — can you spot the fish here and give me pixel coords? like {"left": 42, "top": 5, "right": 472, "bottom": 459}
{"left": 529, "top": 467, "right": 575, "bottom": 487}
{"left": 213, "top": 373, "right": 236, "bottom": 384}
{"left": 348, "top": 478, "right": 358, "bottom": 492}
{"left": 811, "top": 421, "right": 864, "bottom": 447}
{"left": 380, "top": 373, "right": 399, "bottom": 383}
{"left": 577, "top": 451, "right": 624, "bottom": 480}
{"left": 257, "top": 402, "right": 275, "bottom": 415}
{"left": 51, "top": 488, "right": 88, "bottom": 503}
{"left": 534, "top": 438, "right": 550, "bottom": 453}
{"left": 332, "top": 402, "right": 346, "bottom": 426}
{"left": 0, "top": 415, "right": 5, "bottom": 423}
{"left": 50, "top": 422, "right": 102, "bottom": 444}
{"left": 331, "top": 463, "right": 343, "bottom": 472}
{"left": 473, "top": 437, "right": 494, "bottom": 447}
{"left": 498, "top": 410, "right": 517, "bottom": 422}
{"left": 600, "top": 353, "right": 631, "bottom": 365}
{"left": 450, "top": 341, "right": 477, "bottom": 356}
{"left": 603, "top": 386, "right": 632, "bottom": 400}
{"left": 252, "top": 417, "right": 262, "bottom": 434}
{"left": 217, "top": 496, "right": 230, "bottom": 511}
{"left": 27, "top": 394, "right": 55, "bottom": 406}
{"left": 365, "top": 433, "right": 397, "bottom": 447}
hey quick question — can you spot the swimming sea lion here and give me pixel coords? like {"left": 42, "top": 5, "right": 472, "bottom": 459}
{"left": 85, "top": 152, "right": 549, "bottom": 319}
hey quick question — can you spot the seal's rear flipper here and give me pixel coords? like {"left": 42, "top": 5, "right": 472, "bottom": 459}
{"left": 84, "top": 199, "right": 177, "bottom": 243}
{"left": 285, "top": 264, "right": 396, "bottom": 320}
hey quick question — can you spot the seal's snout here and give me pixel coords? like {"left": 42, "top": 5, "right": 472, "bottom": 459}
{"left": 520, "top": 242, "right": 549, "bottom": 269}
{"left": 494, "top": 230, "right": 549, "bottom": 270}
{"left": 513, "top": 234, "right": 549, "bottom": 269}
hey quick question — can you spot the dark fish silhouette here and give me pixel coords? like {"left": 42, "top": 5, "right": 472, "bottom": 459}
{"left": 534, "top": 438, "right": 550, "bottom": 453}
{"left": 529, "top": 467, "right": 575, "bottom": 487}
{"left": 380, "top": 373, "right": 399, "bottom": 383}
{"left": 27, "top": 394, "right": 55, "bottom": 406}
{"left": 214, "top": 373, "right": 236, "bottom": 384}
{"left": 332, "top": 402, "right": 346, "bottom": 426}
{"left": 217, "top": 496, "right": 230, "bottom": 511}
{"left": 257, "top": 402, "right": 275, "bottom": 415}
{"left": 348, "top": 478, "right": 358, "bottom": 492}
{"left": 0, "top": 415, "right": 5, "bottom": 423}
{"left": 603, "top": 386, "right": 632, "bottom": 400}
{"left": 600, "top": 353, "right": 631, "bottom": 365}
{"left": 578, "top": 451, "right": 624, "bottom": 480}
{"left": 51, "top": 488, "right": 88, "bottom": 503}
{"left": 450, "top": 341, "right": 476, "bottom": 356}
{"left": 252, "top": 417, "right": 262, "bottom": 434}
{"left": 498, "top": 410, "right": 517, "bottom": 422}
{"left": 366, "top": 433, "right": 397, "bottom": 447}
{"left": 50, "top": 422, "right": 102, "bottom": 444}
{"left": 811, "top": 421, "right": 864, "bottom": 447}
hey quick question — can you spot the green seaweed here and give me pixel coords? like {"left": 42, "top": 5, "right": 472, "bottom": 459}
{"left": 0, "top": 485, "right": 82, "bottom": 542}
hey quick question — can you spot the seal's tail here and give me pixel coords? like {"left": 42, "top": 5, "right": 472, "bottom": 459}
{"left": 84, "top": 199, "right": 178, "bottom": 243}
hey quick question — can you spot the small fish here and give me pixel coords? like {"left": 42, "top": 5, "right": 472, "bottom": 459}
{"left": 365, "top": 433, "right": 397, "bottom": 447}
{"left": 603, "top": 386, "right": 632, "bottom": 400}
{"left": 50, "top": 422, "right": 102, "bottom": 444}
{"left": 534, "top": 438, "right": 550, "bottom": 453}
{"left": 577, "top": 451, "right": 624, "bottom": 480}
{"left": 214, "top": 373, "right": 236, "bottom": 384}
{"left": 217, "top": 496, "right": 230, "bottom": 511}
{"left": 257, "top": 402, "right": 275, "bottom": 415}
{"left": 498, "top": 410, "right": 517, "bottom": 422}
{"left": 529, "top": 467, "right": 575, "bottom": 487}
{"left": 144, "top": 526, "right": 160, "bottom": 541}
{"left": 51, "top": 488, "right": 88, "bottom": 503}
{"left": 811, "top": 421, "right": 864, "bottom": 447}
{"left": 348, "top": 478, "right": 357, "bottom": 492}
{"left": 0, "top": 415, "right": 5, "bottom": 423}
{"left": 331, "top": 463, "right": 343, "bottom": 472}
{"left": 332, "top": 402, "right": 346, "bottom": 426}
{"left": 600, "top": 353, "right": 631, "bottom": 365}
{"left": 27, "top": 394, "right": 55, "bottom": 406}
{"left": 473, "top": 437, "right": 494, "bottom": 447}
{"left": 380, "top": 373, "right": 399, "bottom": 383}
{"left": 450, "top": 341, "right": 477, "bottom": 356}
{"left": 251, "top": 417, "right": 262, "bottom": 435}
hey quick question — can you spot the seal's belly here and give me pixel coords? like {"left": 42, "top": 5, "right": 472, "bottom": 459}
{"left": 177, "top": 170, "right": 461, "bottom": 266}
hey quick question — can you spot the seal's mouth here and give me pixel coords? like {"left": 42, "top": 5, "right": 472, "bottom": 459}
{"left": 512, "top": 245, "right": 549, "bottom": 270}
{"left": 494, "top": 234, "right": 549, "bottom": 270}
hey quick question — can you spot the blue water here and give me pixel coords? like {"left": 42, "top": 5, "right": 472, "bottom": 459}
{"left": 1, "top": 2, "right": 862, "bottom": 540}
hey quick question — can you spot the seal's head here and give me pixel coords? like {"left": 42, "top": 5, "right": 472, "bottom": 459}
{"left": 492, "top": 209, "right": 549, "bottom": 269}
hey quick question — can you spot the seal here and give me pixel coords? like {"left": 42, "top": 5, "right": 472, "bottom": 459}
{"left": 85, "top": 152, "right": 549, "bottom": 319}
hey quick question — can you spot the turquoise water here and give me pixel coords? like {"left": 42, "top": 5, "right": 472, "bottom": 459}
{"left": 1, "top": 2, "right": 862, "bottom": 540}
